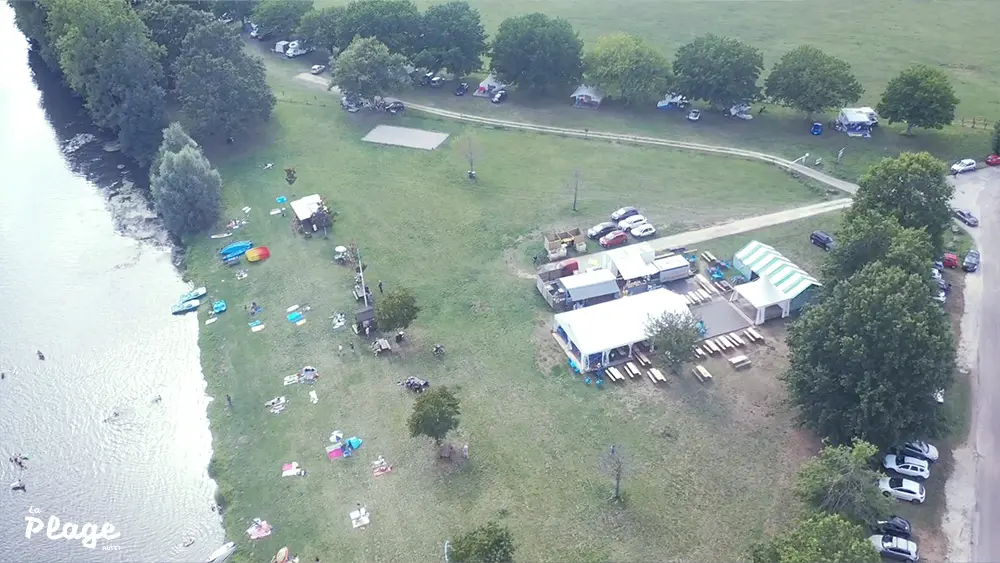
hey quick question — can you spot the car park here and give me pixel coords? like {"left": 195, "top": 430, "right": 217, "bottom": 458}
{"left": 455, "top": 82, "right": 469, "bottom": 96}
{"left": 950, "top": 158, "right": 977, "bottom": 175}
{"left": 618, "top": 214, "right": 647, "bottom": 231}
{"left": 491, "top": 89, "right": 507, "bottom": 104}
{"left": 883, "top": 454, "right": 931, "bottom": 480}
{"left": 869, "top": 534, "right": 919, "bottom": 562}
{"left": 898, "top": 441, "right": 939, "bottom": 462}
{"left": 687, "top": 109, "right": 701, "bottom": 122}
{"left": 987, "top": 154, "right": 1000, "bottom": 166}
{"left": 630, "top": 224, "right": 656, "bottom": 238}
{"left": 310, "top": 64, "right": 327, "bottom": 75}
{"left": 876, "top": 516, "right": 913, "bottom": 539}
{"left": 809, "top": 230, "right": 835, "bottom": 251}
{"left": 599, "top": 230, "right": 628, "bottom": 248}
{"left": 879, "top": 477, "right": 926, "bottom": 504}
{"left": 587, "top": 222, "right": 618, "bottom": 239}
{"left": 963, "top": 249, "right": 980, "bottom": 272}
{"left": 954, "top": 209, "right": 979, "bottom": 226}
{"left": 611, "top": 206, "right": 639, "bottom": 222}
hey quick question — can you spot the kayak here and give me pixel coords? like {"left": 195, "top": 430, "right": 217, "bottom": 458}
{"left": 171, "top": 299, "right": 201, "bottom": 315}
{"left": 246, "top": 246, "right": 270, "bottom": 262}
{"left": 206, "top": 541, "right": 236, "bottom": 563}
{"left": 219, "top": 240, "right": 253, "bottom": 256}
{"left": 179, "top": 286, "right": 207, "bottom": 303}
{"left": 223, "top": 256, "right": 241, "bottom": 266}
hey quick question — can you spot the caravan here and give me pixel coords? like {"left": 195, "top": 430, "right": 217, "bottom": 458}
{"left": 837, "top": 107, "right": 879, "bottom": 137}
{"left": 285, "top": 40, "right": 312, "bottom": 58}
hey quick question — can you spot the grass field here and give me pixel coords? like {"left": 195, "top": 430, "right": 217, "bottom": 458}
{"left": 193, "top": 70, "right": 832, "bottom": 562}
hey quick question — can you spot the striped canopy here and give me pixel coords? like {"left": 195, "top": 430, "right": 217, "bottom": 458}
{"left": 734, "top": 241, "right": 820, "bottom": 300}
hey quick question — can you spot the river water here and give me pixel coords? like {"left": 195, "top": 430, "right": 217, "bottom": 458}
{"left": 0, "top": 5, "right": 223, "bottom": 561}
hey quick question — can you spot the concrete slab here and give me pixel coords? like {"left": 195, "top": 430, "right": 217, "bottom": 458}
{"left": 691, "top": 300, "right": 751, "bottom": 339}
{"left": 362, "top": 125, "right": 449, "bottom": 150}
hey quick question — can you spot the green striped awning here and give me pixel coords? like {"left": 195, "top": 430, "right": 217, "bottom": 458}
{"left": 734, "top": 241, "right": 820, "bottom": 300}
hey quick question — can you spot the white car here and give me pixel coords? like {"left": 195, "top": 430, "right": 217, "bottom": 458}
{"left": 883, "top": 454, "right": 930, "bottom": 480}
{"left": 879, "top": 476, "right": 926, "bottom": 504}
{"left": 931, "top": 268, "right": 942, "bottom": 281}
{"left": 899, "top": 441, "right": 939, "bottom": 463}
{"left": 630, "top": 224, "right": 656, "bottom": 238}
{"left": 617, "top": 214, "right": 647, "bottom": 231}
{"left": 869, "top": 534, "right": 919, "bottom": 563}
{"left": 310, "top": 64, "right": 327, "bottom": 75}
{"left": 687, "top": 109, "right": 701, "bottom": 122}
{"left": 951, "top": 159, "right": 977, "bottom": 174}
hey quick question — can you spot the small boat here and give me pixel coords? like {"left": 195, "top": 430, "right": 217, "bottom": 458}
{"left": 219, "top": 240, "right": 253, "bottom": 256}
{"left": 212, "top": 300, "right": 227, "bottom": 314}
{"left": 223, "top": 256, "right": 241, "bottom": 266}
{"left": 179, "top": 286, "right": 208, "bottom": 303}
{"left": 171, "top": 299, "right": 201, "bottom": 315}
{"left": 206, "top": 541, "right": 236, "bottom": 563}
{"left": 245, "top": 246, "right": 270, "bottom": 262}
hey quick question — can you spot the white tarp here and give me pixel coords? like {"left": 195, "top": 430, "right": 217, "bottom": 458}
{"left": 474, "top": 74, "right": 506, "bottom": 97}
{"left": 570, "top": 84, "right": 603, "bottom": 105}
{"left": 554, "top": 289, "right": 690, "bottom": 356}
{"left": 289, "top": 194, "right": 322, "bottom": 221}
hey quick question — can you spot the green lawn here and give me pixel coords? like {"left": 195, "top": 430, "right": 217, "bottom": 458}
{"left": 195, "top": 73, "right": 826, "bottom": 562}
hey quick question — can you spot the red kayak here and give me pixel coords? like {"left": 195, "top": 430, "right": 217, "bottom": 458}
{"left": 246, "top": 246, "right": 270, "bottom": 262}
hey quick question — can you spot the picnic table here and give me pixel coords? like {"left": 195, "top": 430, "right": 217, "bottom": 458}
{"left": 692, "top": 365, "right": 713, "bottom": 382}
{"left": 728, "top": 355, "right": 752, "bottom": 369}
{"left": 635, "top": 351, "right": 652, "bottom": 367}
{"left": 649, "top": 368, "right": 666, "bottom": 382}
{"left": 624, "top": 362, "right": 640, "bottom": 378}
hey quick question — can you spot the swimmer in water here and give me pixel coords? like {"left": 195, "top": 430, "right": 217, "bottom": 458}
{"left": 36, "top": 350, "right": 45, "bottom": 360}
{"left": 10, "top": 479, "right": 26, "bottom": 492}
{"left": 152, "top": 395, "right": 162, "bottom": 404}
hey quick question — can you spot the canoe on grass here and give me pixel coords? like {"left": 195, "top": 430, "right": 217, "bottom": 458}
{"left": 178, "top": 286, "right": 207, "bottom": 303}
{"left": 171, "top": 299, "right": 201, "bottom": 315}
{"left": 246, "top": 246, "right": 270, "bottom": 262}
{"left": 219, "top": 240, "right": 253, "bottom": 256}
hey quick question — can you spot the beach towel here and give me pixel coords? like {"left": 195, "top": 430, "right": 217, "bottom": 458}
{"left": 309, "top": 390, "right": 318, "bottom": 404}
{"left": 246, "top": 520, "right": 272, "bottom": 539}
{"left": 327, "top": 447, "right": 344, "bottom": 460}
{"left": 373, "top": 465, "right": 392, "bottom": 477}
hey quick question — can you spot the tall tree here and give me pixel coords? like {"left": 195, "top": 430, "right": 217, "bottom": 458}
{"left": 645, "top": 310, "right": 701, "bottom": 373}
{"left": 212, "top": 0, "right": 259, "bottom": 23}
{"left": 784, "top": 264, "right": 955, "bottom": 447}
{"left": 414, "top": 1, "right": 486, "bottom": 77}
{"left": 750, "top": 513, "right": 880, "bottom": 563}
{"left": 296, "top": 6, "right": 344, "bottom": 53}
{"left": 673, "top": 34, "right": 763, "bottom": 109}
{"left": 9, "top": 0, "right": 60, "bottom": 70}
{"left": 375, "top": 286, "right": 421, "bottom": 330}
{"left": 151, "top": 134, "right": 222, "bottom": 237}
{"left": 853, "top": 152, "right": 954, "bottom": 255}
{"left": 764, "top": 45, "right": 863, "bottom": 118}
{"left": 336, "top": 0, "right": 422, "bottom": 56}
{"left": 490, "top": 13, "right": 583, "bottom": 94}
{"left": 408, "top": 386, "right": 460, "bottom": 446}
{"left": 824, "top": 210, "right": 934, "bottom": 285}
{"left": 793, "top": 440, "right": 892, "bottom": 525}
{"left": 584, "top": 32, "right": 672, "bottom": 106}
{"left": 877, "top": 64, "right": 959, "bottom": 133}
{"left": 172, "top": 20, "right": 275, "bottom": 139}
{"left": 138, "top": 0, "right": 213, "bottom": 72}
{"left": 251, "top": 0, "right": 313, "bottom": 39}
{"left": 451, "top": 521, "right": 516, "bottom": 563}
{"left": 152, "top": 121, "right": 198, "bottom": 173}
{"left": 330, "top": 36, "right": 409, "bottom": 103}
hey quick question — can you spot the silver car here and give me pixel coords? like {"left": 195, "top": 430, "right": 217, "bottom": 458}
{"left": 869, "top": 534, "right": 919, "bottom": 562}
{"left": 883, "top": 454, "right": 930, "bottom": 480}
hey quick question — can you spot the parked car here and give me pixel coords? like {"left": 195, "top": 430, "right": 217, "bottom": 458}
{"left": 429, "top": 76, "right": 444, "bottom": 88}
{"left": 869, "top": 534, "right": 919, "bottom": 562}
{"left": 340, "top": 95, "right": 362, "bottom": 113}
{"left": 310, "top": 64, "right": 327, "bottom": 75}
{"left": 934, "top": 389, "right": 945, "bottom": 404}
{"left": 934, "top": 290, "right": 946, "bottom": 304}
{"left": 986, "top": 154, "right": 1000, "bottom": 166}
{"left": 491, "top": 89, "right": 507, "bottom": 104}
{"left": 420, "top": 72, "right": 435, "bottom": 85}
{"left": 875, "top": 516, "right": 913, "bottom": 539}
{"left": 954, "top": 209, "right": 979, "bottom": 226}
{"left": 963, "top": 249, "right": 980, "bottom": 272}
{"left": 617, "top": 214, "right": 647, "bottom": 231}
{"left": 883, "top": 454, "right": 931, "bottom": 480}
{"left": 809, "top": 230, "right": 835, "bottom": 251}
{"left": 898, "top": 441, "right": 939, "bottom": 463}
{"left": 687, "top": 109, "right": 701, "bottom": 122}
{"left": 931, "top": 268, "right": 942, "bottom": 281}
{"left": 630, "top": 224, "right": 656, "bottom": 238}
{"left": 587, "top": 222, "right": 618, "bottom": 239}
{"left": 878, "top": 477, "right": 926, "bottom": 504}
{"left": 942, "top": 253, "right": 960, "bottom": 268}
{"left": 455, "top": 82, "right": 469, "bottom": 96}
{"left": 951, "top": 158, "right": 977, "bottom": 175}
{"left": 611, "top": 206, "right": 639, "bottom": 222}
{"left": 599, "top": 230, "right": 628, "bottom": 248}
{"left": 385, "top": 101, "right": 405, "bottom": 115}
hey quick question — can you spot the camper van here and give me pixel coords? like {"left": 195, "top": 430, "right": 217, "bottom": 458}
{"left": 285, "top": 41, "right": 312, "bottom": 58}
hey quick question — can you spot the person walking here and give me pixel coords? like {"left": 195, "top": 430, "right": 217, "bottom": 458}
{"left": 377, "top": 280, "right": 384, "bottom": 294}
{"left": 225, "top": 394, "right": 233, "bottom": 409}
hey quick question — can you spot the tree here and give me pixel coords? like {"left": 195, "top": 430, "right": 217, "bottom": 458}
{"left": 750, "top": 513, "right": 880, "bottom": 563}
{"left": 138, "top": 0, "right": 213, "bottom": 71}
{"left": 152, "top": 122, "right": 198, "bottom": 173}
{"left": 991, "top": 120, "right": 1000, "bottom": 155}
{"left": 764, "top": 45, "right": 863, "bottom": 118}
{"left": 296, "top": 6, "right": 344, "bottom": 53}
{"left": 212, "top": 0, "right": 259, "bottom": 23}
{"left": 784, "top": 264, "right": 955, "bottom": 448}
{"left": 451, "top": 521, "right": 516, "bottom": 563}
{"left": 599, "top": 445, "right": 630, "bottom": 502}
{"left": 330, "top": 36, "right": 410, "bottom": 103}
{"left": 172, "top": 20, "right": 276, "bottom": 139}
{"left": 645, "top": 310, "right": 701, "bottom": 372}
{"left": 853, "top": 152, "right": 954, "bottom": 255}
{"left": 151, "top": 137, "right": 222, "bottom": 237}
{"left": 824, "top": 210, "right": 934, "bottom": 284}
{"left": 375, "top": 286, "right": 420, "bottom": 330}
{"left": 877, "top": 64, "right": 959, "bottom": 133}
{"left": 793, "top": 440, "right": 892, "bottom": 525}
{"left": 413, "top": 1, "right": 486, "bottom": 77}
{"left": 334, "top": 0, "right": 422, "bottom": 57}
{"left": 673, "top": 34, "right": 763, "bottom": 109}
{"left": 584, "top": 32, "right": 672, "bottom": 106}
{"left": 490, "top": 13, "right": 583, "bottom": 95}
{"left": 251, "top": 0, "right": 313, "bottom": 39}
{"left": 407, "top": 386, "right": 460, "bottom": 445}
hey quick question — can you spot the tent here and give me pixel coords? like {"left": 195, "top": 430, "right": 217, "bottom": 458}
{"left": 729, "top": 240, "right": 820, "bottom": 324}
{"left": 656, "top": 93, "right": 688, "bottom": 109}
{"left": 474, "top": 74, "right": 506, "bottom": 97}
{"left": 570, "top": 85, "right": 603, "bottom": 109}
{"left": 837, "top": 107, "right": 878, "bottom": 137}
{"left": 289, "top": 194, "right": 324, "bottom": 230}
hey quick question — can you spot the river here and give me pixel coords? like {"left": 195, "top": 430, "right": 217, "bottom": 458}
{"left": 0, "top": 5, "right": 224, "bottom": 561}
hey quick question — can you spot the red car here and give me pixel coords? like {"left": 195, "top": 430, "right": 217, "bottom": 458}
{"left": 986, "top": 154, "right": 1000, "bottom": 166}
{"left": 599, "top": 230, "right": 628, "bottom": 248}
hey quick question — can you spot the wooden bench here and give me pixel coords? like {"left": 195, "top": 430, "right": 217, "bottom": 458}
{"left": 694, "top": 347, "right": 705, "bottom": 358}
{"left": 692, "top": 365, "right": 713, "bottom": 382}
{"left": 647, "top": 370, "right": 658, "bottom": 383}
{"left": 649, "top": 368, "right": 666, "bottom": 382}
{"left": 608, "top": 366, "right": 626, "bottom": 381}
{"left": 729, "top": 333, "right": 746, "bottom": 346}
{"left": 717, "top": 336, "right": 733, "bottom": 350}
{"left": 743, "top": 329, "right": 758, "bottom": 343}
{"left": 728, "top": 355, "right": 752, "bottom": 369}
{"left": 698, "top": 289, "right": 711, "bottom": 301}
{"left": 747, "top": 327, "right": 764, "bottom": 342}
{"left": 705, "top": 339, "right": 719, "bottom": 354}
{"left": 625, "top": 362, "right": 640, "bottom": 379}
{"left": 635, "top": 351, "right": 652, "bottom": 367}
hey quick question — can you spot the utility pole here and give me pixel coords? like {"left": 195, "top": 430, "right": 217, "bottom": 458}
{"left": 357, "top": 246, "right": 369, "bottom": 307}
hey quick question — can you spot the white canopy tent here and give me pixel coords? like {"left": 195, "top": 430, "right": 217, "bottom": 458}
{"left": 289, "top": 194, "right": 323, "bottom": 221}
{"left": 602, "top": 244, "right": 658, "bottom": 281}
{"left": 731, "top": 277, "right": 787, "bottom": 324}
{"left": 474, "top": 74, "right": 506, "bottom": 97}
{"left": 570, "top": 85, "right": 603, "bottom": 108}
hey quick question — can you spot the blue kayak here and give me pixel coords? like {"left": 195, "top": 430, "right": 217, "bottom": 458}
{"left": 178, "top": 286, "right": 207, "bottom": 303}
{"left": 171, "top": 299, "right": 201, "bottom": 315}
{"left": 219, "top": 240, "right": 253, "bottom": 256}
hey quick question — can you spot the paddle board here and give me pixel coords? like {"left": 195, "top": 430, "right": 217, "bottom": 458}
{"left": 286, "top": 305, "right": 300, "bottom": 313}
{"left": 205, "top": 317, "right": 218, "bottom": 325}
{"left": 251, "top": 324, "right": 266, "bottom": 332}
{"left": 270, "top": 208, "right": 282, "bottom": 215}
{"left": 295, "top": 319, "right": 307, "bottom": 326}
{"left": 210, "top": 233, "right": 233, "bottom": 239}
